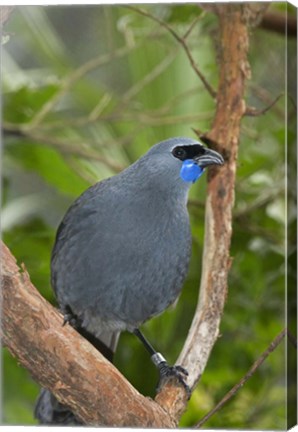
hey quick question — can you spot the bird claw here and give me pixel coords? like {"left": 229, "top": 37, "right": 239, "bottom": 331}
{"left": 62, "top": 306, "right": 81, "bottom": 329}
{"left": 157, "top": 362, "right": 191, "bottom": 399}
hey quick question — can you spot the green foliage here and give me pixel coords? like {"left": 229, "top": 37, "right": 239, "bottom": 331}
{"left": 2, "top": 3, "right": 292, "bottom": 428}
{"left": 4, "top": 84, "right": 59, "bottom": 123}
{"left": 6, "top": 141, "right": 90, "bottom": 197}
{"left": 3, "top": 219, "right": 54, "bottom": 302}
{"left": 166, "top": 5, "right": 203, "bottom": 23}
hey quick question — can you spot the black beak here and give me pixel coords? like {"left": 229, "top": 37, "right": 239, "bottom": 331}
{"left": 194, "top": 148, "right": 224, "bottom": 168}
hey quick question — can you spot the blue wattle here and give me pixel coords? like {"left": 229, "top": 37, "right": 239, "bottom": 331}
{"left": 180, "top": 159, "right": 204, "bottom": 183}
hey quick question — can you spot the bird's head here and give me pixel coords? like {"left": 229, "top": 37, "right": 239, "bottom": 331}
{"left": 170, "top": 139, "right": 224, "bottom": 183}
{"left": 140, "top": 137, "right": 224, "bottom": 189}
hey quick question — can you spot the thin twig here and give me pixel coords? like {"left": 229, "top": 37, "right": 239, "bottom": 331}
{"left": 245, "top": 93, "right": 283, "bottom": 117}
{"left": 66, "top": 157, "right": 99, "bottom": 184}
{"left": 183, "top": 10, "right": 206, "bottom": 40}
{"left": 88, "top": 94, "right": 113, "bottom": 122}
{"left": 109, "top": 50, "right": 179, "bottom": 131}
{"left": 30, "top": 133, "right": 125, "bottom": 172}
{"left": 150, "top": 85, "right": 203, "bottom": 116}
{"left": 234, "top": 187, "right": 284, "bottom": 220}
{"left": 236, "top": 222, "right": 281, "bottom": 245}
{"left": 195, "top": 328, "right": 286, "bottom": 428}
{"left": 126, "top": 5, "right": 216, "bottom": 99}
{"left": 26, "top": 43, "right": 141, "bottom": 130}
{"left": 17, "top": 104, "right": 212, "bottom": 132}
{"left": 188, "top": 198, "right": 205, "bottom": 210}
{"left": 3, "top": 123, "right": 124, "bottom": 172}
{"left": 57, "top": 111, "right": 212, "bottom": 127}
{"left": 126, "top": 5, "right": 181, "bottom": 43}
{"left": 122, "top": 48, "right": 178, "bottom": 102}
{"left": 249, "top": 84, "right": 285, "bottom": 117}
{"left": 105, "top": 111, "right": 212, "bottom": 126}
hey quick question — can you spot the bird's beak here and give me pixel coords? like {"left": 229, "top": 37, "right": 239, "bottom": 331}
{"left": 194, "top": 148, "right": 224, "bottom": 168}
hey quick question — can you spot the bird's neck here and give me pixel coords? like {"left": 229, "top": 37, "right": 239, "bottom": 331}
{"left": 123, "top": 159, "right": 191, "bottom": 207}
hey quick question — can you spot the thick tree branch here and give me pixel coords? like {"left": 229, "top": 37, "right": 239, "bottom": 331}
{"left": 260, "top": 10, "right": 297, "bottom": 37}
{"left": 149, "top": 6, "right": 270, "bottom": 421}
{"left": 0, "top": 241, "right": 177, "bottom": 427}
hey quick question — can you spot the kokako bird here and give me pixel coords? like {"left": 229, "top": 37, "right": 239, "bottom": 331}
{"left": 35, "top": 136, "right": 224, "bottom": 424}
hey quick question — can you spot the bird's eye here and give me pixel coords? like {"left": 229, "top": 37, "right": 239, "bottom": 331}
{"left": 172, "top": 147, "right": 187, "bottom": 160}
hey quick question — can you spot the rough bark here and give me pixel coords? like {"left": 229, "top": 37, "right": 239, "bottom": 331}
{"left": 149, "top": 5, "right": 270, "bottom": 421}
{"left": 0, "top": 241, "right": 175, "bottom": 427}
{"left": 176, "top": 0, "right": 266, "bottom": 397}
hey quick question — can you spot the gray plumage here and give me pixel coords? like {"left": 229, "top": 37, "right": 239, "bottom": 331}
{"left": 53, "top": 138, "right": 193, "bottom": 338}
{"left": 35, "top": 137, "right": 223, "bottom": 424}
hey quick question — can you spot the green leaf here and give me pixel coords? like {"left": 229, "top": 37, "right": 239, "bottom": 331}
{"left": 4, "top": 84, "right": 60, "bottom": 123}
{"left": 6, "top": 141, "right": 90, "bottom": 196}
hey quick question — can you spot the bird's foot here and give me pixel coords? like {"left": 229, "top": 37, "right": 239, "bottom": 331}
{"left": 62, "top": 305, "right": 81, "bottom": 329}
{"left": 157, "top": 361, "right": 191, "bottom": 399}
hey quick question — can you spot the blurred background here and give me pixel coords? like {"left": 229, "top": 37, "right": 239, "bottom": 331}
{"left": 1, "top": 2, "right": 296, "bottom": 428}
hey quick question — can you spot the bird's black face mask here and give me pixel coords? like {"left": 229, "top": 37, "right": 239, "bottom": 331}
{"left": 172, "top": 144, "right": 224, "bottom": 183}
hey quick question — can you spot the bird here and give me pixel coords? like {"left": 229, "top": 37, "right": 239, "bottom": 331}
{"left": 34, "top": 136, "right": 224, "bottom": 424}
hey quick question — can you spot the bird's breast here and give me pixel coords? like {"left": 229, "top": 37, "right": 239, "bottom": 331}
{"left": 52, "top": 189, "right": 192, "bottom": 331}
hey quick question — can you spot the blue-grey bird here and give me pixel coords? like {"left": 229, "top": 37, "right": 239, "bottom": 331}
{"left": 35, "top": 137, "right": 224, "bottom": 424}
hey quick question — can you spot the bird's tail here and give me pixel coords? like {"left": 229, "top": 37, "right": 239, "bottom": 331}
{"left": 34, "top": 387, "right": 82, "bottom": 425}
{"left": 34, "top": 328, "right": 120, "bottom": 425}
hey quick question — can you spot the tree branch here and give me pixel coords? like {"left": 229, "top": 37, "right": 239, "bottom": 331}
{"left": 245, "top": 93, "right": 284, "bottom": 117}
{"left": 26, "top": 42, "right": 142, "bottom": 130}
{"left": 121, "top": 49, "right": 178, "bottom": 103}
{"left": 259, "top": 10, "right": 297, "bottom": 37}
{"left": 3, "top": 123, "right": 124, "bottom": 173}
{"left": 195, "top": 328, "right": 287, "bottom": 428}
{"left": 0, "top": 241, "right": 178, "bottom": 427}
{"left": 125, "top": 5, "right": 216, "bottom": 99}
{"left": 177, "top": 3, "right": 267, "bottom": 390}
